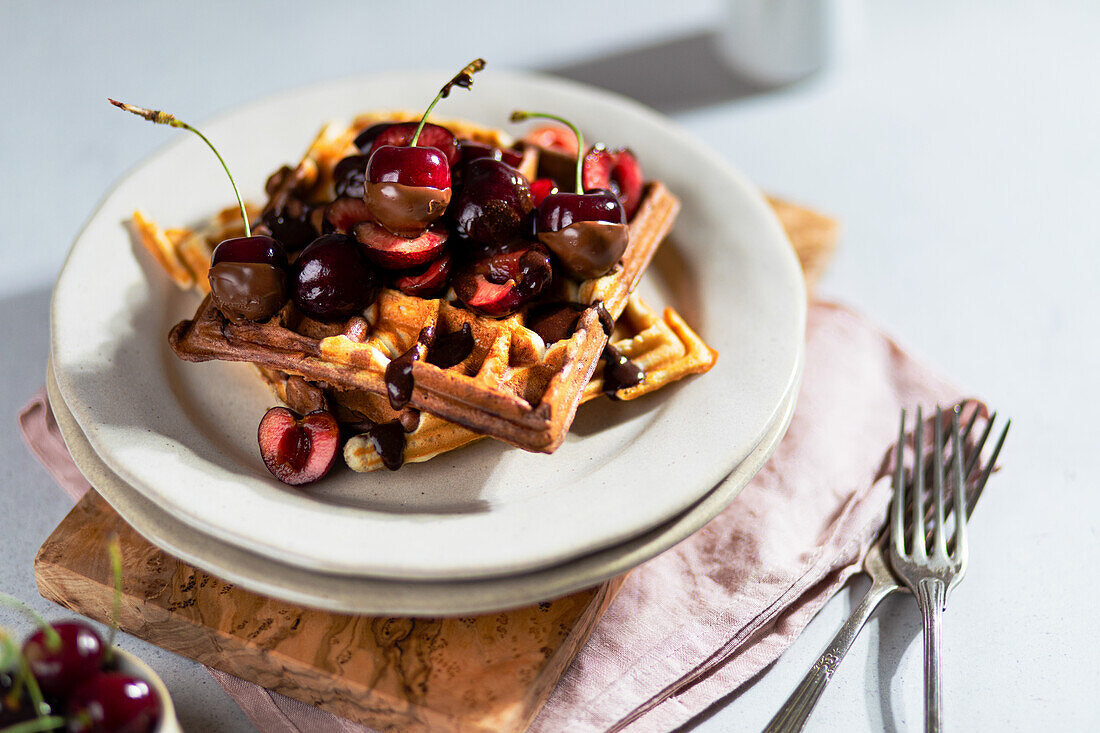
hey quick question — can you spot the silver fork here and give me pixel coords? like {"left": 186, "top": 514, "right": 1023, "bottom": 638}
{"left": 889, "top": 407, "right": 980, "bottom": 733}
{"left": 765, "top": 403, "right": 1008, "bottom": 733}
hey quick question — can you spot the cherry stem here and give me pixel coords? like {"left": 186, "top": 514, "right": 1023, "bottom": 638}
{"left": 106, "top": 533, "right": 122, "bottom": 662}
{"left": 410, "top": 58, "right": 486, "bottom": 147}
{"left": 510, "top": 111, "right": 584, "bottom": 193}
{"left": 0, "top": 715, "right": 68, "bottom": 733}
{"left": 0, "top": 593, "right": 60, "bottom": 652}
{"left": 108, "top": 98, "right": 251, "bottom": 237}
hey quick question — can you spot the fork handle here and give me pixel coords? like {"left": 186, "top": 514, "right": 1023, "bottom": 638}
{"left": 916, "top": 577, "right": 946, "bottom": 733}
{"left": 764, "top": 579, "right": 898, "bottom": 733}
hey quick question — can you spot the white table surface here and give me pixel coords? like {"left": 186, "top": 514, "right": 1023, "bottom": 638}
{"left": 2, "top": 1, "right": 1097, "bottom": 731}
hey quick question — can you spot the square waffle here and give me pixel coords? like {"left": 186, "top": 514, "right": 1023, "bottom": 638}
{"left": 165, "top": 113, "right": 681, "bottom": 453}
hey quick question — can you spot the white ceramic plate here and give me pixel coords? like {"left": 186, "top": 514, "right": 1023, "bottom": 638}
{"left": 51, "top": 71, "right": 804, "bottom": 580}
{"left": 48, "top": 362, "right": 796, "bottom": 614}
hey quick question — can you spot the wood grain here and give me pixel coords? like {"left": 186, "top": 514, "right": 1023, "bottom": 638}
{"left": 36, "top": 491, "right": 624, "bottom": 732}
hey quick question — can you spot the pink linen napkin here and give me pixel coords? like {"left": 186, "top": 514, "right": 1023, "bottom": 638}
{"left": 19, "top": 300, "right": 969, "bottom": 732}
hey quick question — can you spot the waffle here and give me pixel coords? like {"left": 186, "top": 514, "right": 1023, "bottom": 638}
{"left": 166, "top": 113, "right": 681, "bottom": 453}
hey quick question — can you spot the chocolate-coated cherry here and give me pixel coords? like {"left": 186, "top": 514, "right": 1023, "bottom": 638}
{"left": 67, "top": 672, "right": 162, "bottom": 733}
{"left": 353, "top": 220, "right": 449, "bottom": 270}
{"left": 293, "top": 234, "right": 380, "bottom": 321}
{"left": 453, "top": 244, "right": 552, "bottom": 317}
{"left": 582, "top": 145, "right": 644, "bottom": 219}
{"left": 452, "top": 158, "right": 534, "bottom": 245}
{"left": 22, "top": 621, "right": 105, "bottom": 698}
{"left": 511, "top": 111, "right": 629, "bottom": 279}
{"left": 364, "top": 59, "right": 485, "bottom": 236}
{"left": 258, "top": 406, "right": 341, "bottom": 486}
{"left": 109, "top": 99, "right": 294, "bottom": 320}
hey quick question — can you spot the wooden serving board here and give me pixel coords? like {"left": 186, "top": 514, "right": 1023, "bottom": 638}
{"left": 33, "top": 199, "right": 834, "bottom": 732}
{"left": 36, "top": 490, "right": 624, "bottom": 732}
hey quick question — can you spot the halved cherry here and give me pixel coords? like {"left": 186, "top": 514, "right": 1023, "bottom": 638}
{"left": 368, "top": 121, "right": 461, "bottom": 164}
{"left": 582, "top": 146, "right": 644, "bottom": 219}
{"left": 323, "top": 196, "right": 374, "bottom": 234}
{"left": 393, "top": 252, "right": 453, "bottom": 297}
{"left": 258, "top": 406, "right": 341, "bottom": 486}
{"left": 453, "top": 245, "right": 552, "bottom": 317}
{"left": 353, "top": 220, "right": 449, "bottom": 270}
{"left": 524, "top": 124, "right": 579, "bottom": 155}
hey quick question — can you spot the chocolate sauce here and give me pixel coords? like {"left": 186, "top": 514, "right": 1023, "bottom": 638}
{"left": 208, "top": 262, "right": 287, "bottom": 323}
{"left": 427, "top": 323, "right": 475, "bottom": 368}
{"left": 593, "top": 301, "right": 615, "bottom": 336}
{"left": 364, "top": 181, "right": 451, "bottom": 236}
{"left": 525, "top": 302, "right": 586, "bottom": 344}
{"left": 601, "top": 343, "right": 644, "bottom": 399}
{"left": 398, "top": 408, "right": 422, "bottom": 434}
{"left": 383, "top": 327, "right": 433, "bottom": 410}
{"left": 537, "top": 221, "right": 629, "bottom": 280}
{"left": 364, "top": 420, "right": 406, "bottom": 471}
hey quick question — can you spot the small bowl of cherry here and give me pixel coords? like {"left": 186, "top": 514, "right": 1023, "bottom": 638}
{"left": 2, "top": 616, "right": 180, "bottom": 733}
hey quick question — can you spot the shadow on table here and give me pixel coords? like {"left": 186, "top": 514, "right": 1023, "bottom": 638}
{"left": 542, "top": 31, "right": 785, "bottom": 114}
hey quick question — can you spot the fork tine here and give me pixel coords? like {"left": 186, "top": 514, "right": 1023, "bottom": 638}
{"left": 892, "top": 409, "right": 908, "bottom": 556}
{"left": 964, "top": 411, "right": 996, "bottom": 482}
{"left": 968, "top": 419, "right": 1011, "bottom": 519}
{"left": 932, "top": 407, "right": 949, "bottom": 559}
{"left": 951, "top": 411, "right": 968, "bottom": 563}
{"left": 912, "top": 406, "right": 927, "bottom": 559}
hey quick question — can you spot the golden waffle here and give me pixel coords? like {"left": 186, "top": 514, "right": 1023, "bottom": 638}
{"left": 166, "top": 113, "right": 681, "bottom": 453}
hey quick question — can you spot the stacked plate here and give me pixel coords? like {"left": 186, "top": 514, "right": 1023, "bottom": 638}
{"left": 49, "top": 72, "right": 805, "bottom": 615}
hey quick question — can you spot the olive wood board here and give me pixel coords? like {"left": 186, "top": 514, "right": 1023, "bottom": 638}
{"left": 33, "top": 198, "right": 835, "bottom": 732}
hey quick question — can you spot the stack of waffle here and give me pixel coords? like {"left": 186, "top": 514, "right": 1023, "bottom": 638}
{"left": 133, "top": 113, "right": 719, "bottom": 472}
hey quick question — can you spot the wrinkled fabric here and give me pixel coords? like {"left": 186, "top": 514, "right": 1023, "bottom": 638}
{"left": 20, "top": 301, "right": 966, "bottom": 733}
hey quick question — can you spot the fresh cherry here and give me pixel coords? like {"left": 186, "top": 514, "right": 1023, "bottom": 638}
{"left": 207, "top": 235, "right": 289, "bottom": 323}
{"left": 453, "top": 244, "right": 552, "bottom": 317}
{"left": 452, "top": 158, "right": 534, "bottom": 245}
{"left": 22, "top": 621, "right": 105, "bottom": 698}
{"left": 363, "top": 59, "right": 485, "bottom": 236}
{"left": 393, "top": 252, "right": 453, "bottom": 298}
{"left": 512, "top": 111, "right": 630, "bottom": 280}
{"left": 260, "top": 199, "right": 317, "bottom": 252}
{"left": 333, "top": 154, "right": 370, "bottom": 199}
{"left": 582, "top": 145, "right": 645, "bottom": 219}
{"left": 353, "top": 220, "right": 449, "bottom": 270}
{"left": 368, "top": 122, "right": 460, "bottom": 165}
{"left": 353, "top": 122, "right": 393, "bottom": 154}
{"left": 292, "top": 234, "right": 380, "bottom": 321}
{"left": 258, "top": 406, "right": 341, "bottom": 486}
{"left": 67, "top": 672, "right": 162, "bottom": 733}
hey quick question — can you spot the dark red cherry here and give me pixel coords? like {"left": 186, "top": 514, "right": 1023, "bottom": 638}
{"left": 453, "top": 244, "right": 552, "bottom": 317}
{"left": 582, "top": 146, "right": 644, "bottom": 219}
{"left": 368, "top": 122, "right": 460, "bottom": 164}
{"left": 366, "top": 145, "right": 451, "bottom": 189}
{"left": 364, "top": 145, "right": 452, "bottom": 236}
{"left": 333, "top": 154, "right": 370, "bottom": 199}
{"left": 211, "top": 235, "right": 286, "bottom": 269}
{"left": 393, "top": 252, "right": 453, "bottom": 298}
{"left": 67, "top": 672, "right": 162, "bottom": 733}
{"left": 22, "top": 621, "right": 105, "bottom": 698}
{"left": 292, "top": 234, "right": 380, "bottom": 321}
{"left": 452, "top": 158, "right": 534, "bottom": 245}
{"left": 258, "top": 407, "right": 341, "bottom": 486}
{"left": 535, "top": 190, "right": 629, "bottom": 279}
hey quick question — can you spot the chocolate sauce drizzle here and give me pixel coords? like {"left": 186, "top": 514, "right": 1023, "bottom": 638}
{"left": 364, "top": 421, "right": 407, "bottom": 471}
{"left": 384, "top": 327, "right": 434, "bottom": 410}
{"left": 427, "top": 323, "right": 475, "bottom": 368}
{"left": 601, "top": 344, "right": 644, "bottom": 399}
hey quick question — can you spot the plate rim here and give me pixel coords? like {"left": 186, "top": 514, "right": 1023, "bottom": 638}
{"left": 50, "top": 69, "right": 806, "bottom": 579}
